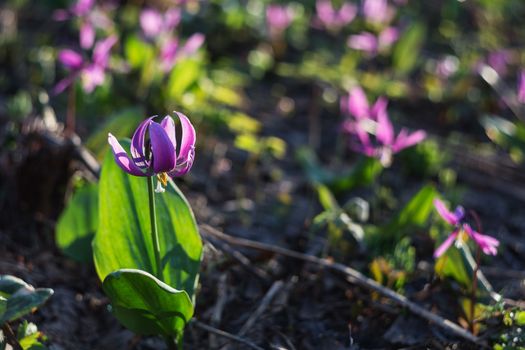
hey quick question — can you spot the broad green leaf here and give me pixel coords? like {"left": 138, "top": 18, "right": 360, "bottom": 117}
{"left": 124, "top": 36, "right": 155, "bottom": 69}
{"left": 56, "top": 183, "right": 98, "bottom": 262}
{"left": 85, "top": 108, "right": 145, "bottom": 160}
{"left": 0, "top": 276, "right": 53, "bottom": 324}
{"left": 384, "top": 185, "right": 436, "bottom": 235}
{"left": 297, "top": 148, "right": 382, "bottom": 192}
{"left": 17, "top": 321, "right": 47, "bottom": 350}
{"left": 103, "top": 269, "right": 193, "bottom": 338}
{"left": 167, "top": 59, "right": 201, "bottom": 100}
{"left": 93, "top": 140, "right": 202, "bottom": 299}
{"left": 393, "top": 22, "right": 426, "bottom": 74}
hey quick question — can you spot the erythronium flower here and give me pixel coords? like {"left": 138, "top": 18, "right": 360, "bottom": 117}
{"left": 518, "top": 70, "right": 525, "bottom": 103}
{"left": 108, "top": 112, "right": 196, "bottom": 193}
{"left": 53, "top": 0, "right": 112, "bottom": 49}
{"left": 54, "top": 35, "right": 117, "bottom": 94}
{"left": 341, "top": 87, "right": 426, "bottom": 166}
{"left": 347, "top": 27, "right": 399, "bottom": 55}
{"left": 160, "top": 33, "right": 205, "bottom": 72}
{"left": 314, "top": 0, "right": 357, "bottom": 32}
{"left": 266, "top": 4, "right": 294, "bottom": 39}
{"left": 362, "top": 0, "right": 395, "bottom": 25}
{"left": 140, "top": 8, "right": 181, "bottom": 39}
{"left": 433, "top": 199, "right": 499, "bottom": 258}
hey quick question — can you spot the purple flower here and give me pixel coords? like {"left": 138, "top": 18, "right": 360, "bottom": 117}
{"left": 54, "top": 35, "right": 117, "bottom": 94}
{"left": 53, "top": 0, "right": 112, "bottom": 49}
{"left": 108, "top": 112, "right": 196, "bottom": 192}
{"left": 266, "top": 4, "right": 294, "bottom": 38}
{"left": 314, "top": 0, "right": 357, "bottom": 32}
{"left": 140, "top": 8, "right": 181, "bottom": 39}
{"left": 362, "top": 0, "right": 395, "bottom": 25}
{"left": 347, "top": 27, "right": 399, "bottom": 55}
{"left": 341, "top": 88, "right": 426, "bottom": 166}
{"left": 433, "top": 199, "right": 499, "bottom": 258}
{"left": 159, "top": 33, "right": 205, "bottom": 72}
{"left": 518, "top": 70, "right": 525, "bottom": 103}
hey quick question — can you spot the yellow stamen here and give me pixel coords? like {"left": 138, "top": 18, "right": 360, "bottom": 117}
{"left": 157, "top": 172, "right": 169, "bottom": 187}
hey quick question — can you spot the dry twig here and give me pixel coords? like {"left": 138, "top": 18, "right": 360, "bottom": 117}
{"left": 192, "top": 320, "right": 265, "bottom": 350}
{"left": 200, "top": 224, "right": 484, "bottom": 346}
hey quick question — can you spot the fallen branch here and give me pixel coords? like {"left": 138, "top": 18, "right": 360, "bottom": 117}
{"left": 238, "top": 280, "right": 284, "bottom": 337}
{"left": 200, "top": 224, "right": 484, "bottom": 346}
{"left": 191, "top": 320, "right": 265, "bottom": 350}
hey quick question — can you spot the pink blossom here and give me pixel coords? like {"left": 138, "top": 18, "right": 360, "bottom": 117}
{"left": 140, "top": 8, "right": 181, "bottom": 39}
{"left": 347, "top": 27, "right": 399, "bottom": 55}
{"left": 433, "top": 199, "right": 499, "bottom": 258}
{"left": 266, "top": 4, "right": 294, "bottom": 37}
{"left": 341, "top": 88, "right": 425, "bottom": 166}
{"left": 54, "top": 35, "right": 117, "bottom": 94}
{"left": 314, "top": 0, "right": 357, "bottom": 32}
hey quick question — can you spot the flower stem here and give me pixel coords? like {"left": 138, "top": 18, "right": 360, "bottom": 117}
{"left": 147, "top": 175, "right": 163, "bottom": 280}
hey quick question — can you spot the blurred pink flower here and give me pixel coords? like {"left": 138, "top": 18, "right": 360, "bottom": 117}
{"left": 160, "top": 33, "right": 205, "bottom": 72}
{"left": 347, "top": 27, "right": 399, "bottom": 55}
{"left": 314, "top": 0, "right": 357, "bottom": 32}
{"left": 362, "top": 0, "right": 395, "bottom": 25}
{"left": 266, "top": 4, "right": 294, "bottom": 37}
{"left": 53, "top": 0, "right": 112, "bottom": 49}
{"left": 54, "top": 35, "right": 117, "bottom": 94}
{"left": 140, "top": 8, "right": 181, "bottom": 39}
{"left": 433, "top": 199, "right": 499, "bottom": 258}
{"left": 341, "top": 87, "right": 425, "bottom": 166}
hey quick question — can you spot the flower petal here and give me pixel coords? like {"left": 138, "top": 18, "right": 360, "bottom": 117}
{"left": 93, "top": 35, "right": 117, "bottom": 67}
{"left": 375, "top": 109, "right": 394, "bottom": 146}
{"left": 108, "top": 133, "right": 148, "bottom": 176}
{"left": 169, "top": 112, "right": 196, "bottom": 177}
{"left": 346, "top": 86, "right": 370, "bottom": 119}
{"left": 392, "top": 129, "right": 426, "bottom": 152}
{"left": 180, "top": 33, "right": 205, "bottom": 57}
{"left": 80, "top": 21, "right": 95, "bottom": 49}
{"left": 140, "top": 8, "right": 163, "bottom": 38}
{"left": 347, "top": 32, "right": 378, "bottom": 54}
{"left": 464, "top": 224, "right": 499, "bottom": 256}
{"left": 160, "top": 115, "right": 177, "bottom": 147}
{"left": 52, "top": 73, "right": 78, "bottom": 95}
{"left": 150, "top": 122, "right": 177, "bottom": 173}
{"left": 433, "top": 198, "right": 461, "bottom": 226}
{"left": 434, "top": 229, "right": 459, "bottom": 258}
{"left": 131, "top": 117, "right": 155, "bottom": 169}
{"left": 58, "top": 49, "right": 84, "bottom": 70}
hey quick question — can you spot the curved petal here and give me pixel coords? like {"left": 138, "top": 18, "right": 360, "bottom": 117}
{"left": 80, "top": 21, "right": 95, "bottom": 49}
{"left": 375, "top": 109, "right": 394, "bottom": 146}
{"left": 58, "top": 49, "right": 84, "bottom": 70}
{"left": 140, "top": 8, "right": 163, "bottom": 38}
{"left": 346, "top": 86, "right": 370, "bottom": 119}
{"left": 174, "top": 112, "right": 196, "bottom": 162}
{"left": 433, "top": 199, "right": 461, "bottom": 226}
{"left": 93, "top": 35, "right": 117, "bottom": 67}
{"left": 370, "top": 96, "right": 388, "bottom": 120}
{"left": 52, "top": 73, "right": 78, "bottom": 95}
{"left": 464, "top": 224, "right": 499, "bottom": 256}
{"left": 160, "top": 115, "right": 177, "bottom": 147}
{"left": 392, "top": 129, "right": 426, "bottom": 152}
{"left": 434, "top": 229, "right": 459, "bottom": 258}
{"left": 149, "top": 122, "right": 177, "bottom": 173}
{"left": 131, "top": 117, "right": 155, "bottom": 169}
{"left": 108, "top": 133, "right": 148, "bottom": 176}
{"left": 180, "top": 33, "right": 205, "bottom": 57}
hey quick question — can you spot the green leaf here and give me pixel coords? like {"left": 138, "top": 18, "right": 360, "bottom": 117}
{"left": 55, "top": 183, "right": 98, "bottom": 262}
{"left": 85, "top": 108, "right": 145, "bottom": 160}
{"left": 384, "top": 185, "right": 436, "bottom": 235}
{"left": 124, "top": 36, "right": 155, "bottom": 70}
{"left": 102, "top": 269, "right": 193, "bottom": 338}
{"left": 435, "top": 242, "right": 497, "bottom": 300}
{"left": 0, "top": 276, "right": 53, "bottom": 324}
{"left": 297, "top": 147, "right": 382, "bottom": 192}
{"left": 0, "top": 296, "right": 6, "bottom": 318}
{"left": 167, "top": 59, "right": 201, "bottom": 100}
{"left": 393, "top": 22, "right": 426, "bottom": 74}
{"left": 93, "top": 140, "right": 202, "bottom": 299}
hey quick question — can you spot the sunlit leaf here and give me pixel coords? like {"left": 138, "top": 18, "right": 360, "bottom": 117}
{"left": 393, "top": 22, "right": 426, "bottom": 74}
{"left": 56, "top": 182, "right": 98, "bottom": 263}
